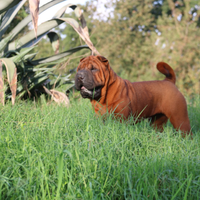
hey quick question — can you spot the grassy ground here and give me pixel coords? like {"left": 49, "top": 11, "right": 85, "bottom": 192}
{"left": 0, "top": 96, "right": 200, "bottom": 200}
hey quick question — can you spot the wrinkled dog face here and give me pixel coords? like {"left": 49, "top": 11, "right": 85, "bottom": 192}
{"left": 75, "top": 56, "right": 106, "bottom": 100}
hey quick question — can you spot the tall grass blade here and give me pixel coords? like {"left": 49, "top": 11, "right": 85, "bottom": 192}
{"left": 171, "top": 177, "right": 189, "bottom": 200}
{"left": 56, "top": 152, "right": 64, "bottom": 199}
{"left": 183, "top": 174, "right": 193, "bottom": 200}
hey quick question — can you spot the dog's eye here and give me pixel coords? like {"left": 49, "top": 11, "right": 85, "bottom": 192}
{"left": 91, "top": 67, "right": 98, "bottom": 72}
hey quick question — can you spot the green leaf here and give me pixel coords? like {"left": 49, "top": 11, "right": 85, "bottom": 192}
{"left": 10, "top": 46, "right": 35, "bottom": 63}
{"left": 0, "top": 0, "right": 26, "bottom": 39}
{"left": 0, "top": 1, "right": 91, "bottom": 101}
{"left": 59, "top": 17, "right": 81, "bottom": 30}
{"left": 53, "top": 3, "right": 74, "bottom": 18}
{"left": 16, "top": 74, "right": 48, "bottom": 98}
{"left": 0, "top": 58, "right": 16, "bottom": 83}
{"left": 73, "top": 6, "right": 82, "bottom": 18}
{"left": 57, "top": 17, "right": 100, "bottom": 55}
{"left": 8, "top": 19, "right": 64, "bottom": 50}
{"left": 28, "top": 75, "right": 48, "bottom": 91}
{"left": 0, "top": 0, "right": 21, "bottom": 15}
{"left": 0, "top": 62, "right": 4, "bottom": 105}
{"left": 8, "top": 3, "right": 90, "bottom": 51}
{"left": 47, "top": 32, "right": 60, "bottom": 53}
{"left": 29, "top": 45, "right": 89, "bottom": 65}
{"left": 0, "top": 58, "right": 17, "bottom": 105}
{"left": 30, "top": 68, "right": 55, "bottom": 72}
{"left": 21, "top": 32, "right": 49, "bottom": 49}
{"left": 0, "top": 34, "right": 13, "bottom": 53}
{"left": 8, "top": 0, "right": 68, "bottom": 42}
{"left": 24, "top": 53, "right": 37, "bottom": 61}
{"left": 8, "top": 4, "right": 81, "bottom": 51}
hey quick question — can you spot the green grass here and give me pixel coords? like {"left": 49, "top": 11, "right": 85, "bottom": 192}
{"left": 0, "top": 96, "right": 200, "bottom": 200}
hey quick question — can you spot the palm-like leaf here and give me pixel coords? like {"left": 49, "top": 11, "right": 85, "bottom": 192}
{"left": 0, "top": 0, "right": 27, "bottom": 39}
{"left": 0, "top": 1, "right": 97, "bottom": 105}
{"left": 0, "top": 58, "right": 17, "bottom": 105}
{"left": 0, "top": 0, "right": 21, "bottom": 14}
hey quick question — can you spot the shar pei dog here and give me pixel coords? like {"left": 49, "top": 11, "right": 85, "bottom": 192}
{"left": 75, "top": 55, "right": 192, "bottom": 137}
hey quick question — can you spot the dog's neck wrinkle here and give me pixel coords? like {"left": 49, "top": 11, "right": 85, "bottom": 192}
{"left": 91, "top": 66, "right": 135, "bottom": 114}
{"left": 93, "top": 77, "right": 134, "bottom": 116}
{"left": 100, "top": 67, "right": 118, "bottom": 102}
{"left": 101, "top": 74, "right": 126, "bottom": 105}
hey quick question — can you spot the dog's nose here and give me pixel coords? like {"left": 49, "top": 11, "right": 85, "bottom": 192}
{"left": 76, "top": 70, "right": 86, "bottom": 81}
{"left": 78, "top": 75, "right": 83, "bottom": 81}
{"left": 75, "top": 71, "right": 85, "bottom": 90}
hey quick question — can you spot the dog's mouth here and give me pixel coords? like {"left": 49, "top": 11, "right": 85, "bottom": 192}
{"left": 80, "top": 85, "right": 102, "bottom": 100}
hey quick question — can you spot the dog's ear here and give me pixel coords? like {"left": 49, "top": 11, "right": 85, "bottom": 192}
{"left": 80, "top": 57, "right": 86, "bottom": 62}
{"left": 97, "top": 56, "right": 110, "bottom": 69}
{"left": 96, "top": 56, "right": 108, "bottom": 63}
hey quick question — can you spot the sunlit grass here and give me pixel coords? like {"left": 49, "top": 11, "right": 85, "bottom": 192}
{"left": 0, "top": 96, "right": 199, "bottom": 199}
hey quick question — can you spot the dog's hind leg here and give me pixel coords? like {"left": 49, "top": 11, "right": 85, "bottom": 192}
{"left": 150, "top": 113, "right": 168, "bottom": 132}
{"left": 164, "top": 99, "right": 193, "bottom": 138}
{"left": 168, "top": 115, "right": 193, "bottom": 138}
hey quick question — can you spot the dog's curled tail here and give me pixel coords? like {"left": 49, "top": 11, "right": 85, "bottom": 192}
{"left": 156, "top": 62, "right": 176, "bottom": 84}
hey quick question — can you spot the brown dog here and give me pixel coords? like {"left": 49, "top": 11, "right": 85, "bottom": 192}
{"left": 75, "top": 55, "right": 192, "bottom": 137}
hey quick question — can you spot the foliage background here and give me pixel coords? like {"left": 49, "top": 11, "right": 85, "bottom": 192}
{"left": 37, "top": 0, "right": 200, "bottom": 97}
{"left": 0, "top": 1, "right": 91, "bottom": 104}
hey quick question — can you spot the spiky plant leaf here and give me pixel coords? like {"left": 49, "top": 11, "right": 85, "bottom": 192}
{"left": 8, "top": 3, "right": 81, "bottom": 51}
{"left": 8, "top": 0, "right": 67, "bottom": 42}
{"left": 29, "top": 45, "right": 89, "bottom": 65}
{"left": 10, "top": 46, "right": 35, "bottom": 63}
{"left": 67, "top": 5, "right": 100, "bottom": 55}
{"left": 8, "top": 19, "right": 64, "bottom": 50}
{"left": 0, "top": 34, "right": 12, "bottom": 53}
{"left": 0, "top": 1, "right": 93, "bottom": 103}
{"left": 0, "top": 0, "right": 26, "bottom": 39}
{"left": 47, "top": 32, "right": 60, "bottom": 54}
{"left": 0, "top": 58, "right": 16, "bottom": 84}
{"left": 0, "top": 58, "right": 17, "bottom": 105}
{"left": 0, "top": 0, "right": 21, "bottom": 15}
{"left": 58, "top": 17, "right": 100, "bottom": 55}
{"left": 0, "top": 62, "right": 4, "bottom": 105}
